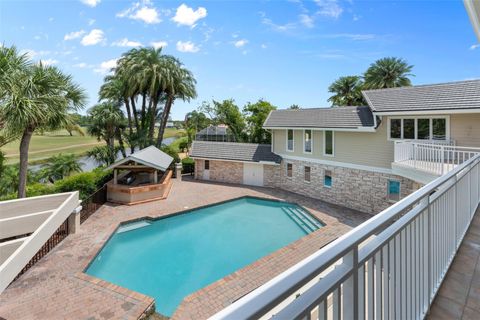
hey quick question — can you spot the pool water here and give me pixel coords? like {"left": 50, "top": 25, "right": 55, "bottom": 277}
{"left": 86, "top": 197, "right": 322, "bottom": 316}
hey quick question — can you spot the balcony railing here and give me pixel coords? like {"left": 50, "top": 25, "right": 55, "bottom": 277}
{"left": 394, "top": 140, "right": 480, "bottom": 175}
{"left": 211, "top": 153, "right": 480, "bottom": 320}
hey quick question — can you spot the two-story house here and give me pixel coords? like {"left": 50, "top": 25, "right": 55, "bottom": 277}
{"left": 191, "top": 79, "right": 480, "bottom": 214}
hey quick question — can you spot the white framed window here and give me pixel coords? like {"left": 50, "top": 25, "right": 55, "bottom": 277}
{"left": 323, "top": 130, "right": 334, "bottom": 157}
{"left": 387, "top": 179, "right": 401, "bottom": 202}
{"left": 204, "top": 160, "right": 210, "bottom": 170}
{"left": 387, "top": 116, "right": 449, "bottom": 141}
{"left": 304, "top": 166, "right": 311, "bottom": 182}
{"left": 304, "top": 129, "right": 312, "bottom": 153}
{"left": 286, "top": 129, "right": 294, "bottom": 152}
{"left": 286, "top": 163, "right": 293, "bottom": 177}
{"left": 324, "top": 170, "right": 332, "bottom": 188}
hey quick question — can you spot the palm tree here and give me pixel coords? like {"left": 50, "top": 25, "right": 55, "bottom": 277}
{"left": 40, "top": 153, "right": 82, "bottom": 183}
{"left": 87, "top": 145, "right": 121, "bottom": 166}
{"left": 0, "top": 46, "right": 86, "bottom": 197}
{"left": 363, "top": 57, "right": 414, "bottom": 89}
{"left": 156, "top": 56, "right": 197, "bottom": 146}
{"left": 328, "top": 76, "right": 366, "bottom": 106}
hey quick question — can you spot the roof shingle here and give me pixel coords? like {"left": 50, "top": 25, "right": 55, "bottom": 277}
{"left": 263, "top": 106, "right": 374, "bottom": 129}
{"left": 362, "top": 79, "right": 480, "bottom": 113}
{"left": 190, "top": 141, "right": 282, "bottom": 164}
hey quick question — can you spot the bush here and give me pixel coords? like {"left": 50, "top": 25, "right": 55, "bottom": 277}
{"left": 26, "top": 183, "right": 56, "bottom": 197}
{"left": 181, "top": 157, "right": 195, "bottom": 175}
{"left": 54, "top": 169, "right": 112, "bottom": 200}
{"left": 161, "top": 144, "right": 180, "bottom": 164}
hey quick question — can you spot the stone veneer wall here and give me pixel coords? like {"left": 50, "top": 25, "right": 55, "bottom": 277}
{"left": 195, "top": 159, "right": 244, "bottom": 184}
{"left": 266, "top": 159, "right": 422, "bottom": 215}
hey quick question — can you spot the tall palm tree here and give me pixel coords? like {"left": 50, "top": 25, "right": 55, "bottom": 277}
{"left": 0, "top": 47, "right": 86, "bottom": 197}
{"left": 328, "top": 76, "right": 365, "bottom": 106}
{"left": 156, "top": 56, "right": 197, "bottom": 146}
{"left": 40, "top": 153, "right": 83, "bottom": 183}
{"left": 363, "top": 57, "right": 414, "bottom": 89}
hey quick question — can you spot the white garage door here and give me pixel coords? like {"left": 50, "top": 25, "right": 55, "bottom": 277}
{"left": 243, "top": 163, "right": 264, "bottom": 186}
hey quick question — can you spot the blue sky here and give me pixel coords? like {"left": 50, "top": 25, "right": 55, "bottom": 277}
{"left": 1, "top": 0, "right": 479, "bottom": 120}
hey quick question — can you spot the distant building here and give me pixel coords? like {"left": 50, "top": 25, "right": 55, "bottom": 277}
{"left": 195, "top": 125, "right": 236, "bottom": 142}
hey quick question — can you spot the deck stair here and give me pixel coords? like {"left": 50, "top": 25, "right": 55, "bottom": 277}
{"left": 281, "top": 207, "right": 322, "bottom": 233}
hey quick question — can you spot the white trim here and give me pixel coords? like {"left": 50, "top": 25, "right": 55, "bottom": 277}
{"left": 323, "top": 130, "right": 334, "bottom": 157}
{"left": 286, "top": 129, "right": 294, "bottom": 152}
{"left": 373, "top": 108, "right": 480, "bottom": 116}
{"left": 264, "top": 126, "right": 376, "bottom": 132}
{"left": 190, "top": 157, "right": 280, "bottom": 166}
{"left": 279, "top": 153, "right": 393, "bottom": 175}
{"left": 303, "top": 129, "right": 313, "bottom": 154}
{"left": 387, "top": 115, "right": 450, "bottom": 141}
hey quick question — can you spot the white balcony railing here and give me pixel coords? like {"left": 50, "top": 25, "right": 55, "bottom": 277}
{"left": 394, "top": 140, "right": 480, "bottom": 175}
{"left": 211, "top": 153, "right": 480, "bottom": 320}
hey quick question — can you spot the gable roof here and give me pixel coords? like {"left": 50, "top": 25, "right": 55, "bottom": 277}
{"left": 263, "top": 106, "right": 375, "bottom": 129}
{"left": 107, "top": 146, "right": 174, "bottom": 171}
{"left": 362, "top": 79, "right": 480, "bottom": 113}
{"left": 190, "top": 141, "right": 282, "bottom": 164}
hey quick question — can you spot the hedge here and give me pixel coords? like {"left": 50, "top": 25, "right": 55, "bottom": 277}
{"left": 181, "top": 157, "right": 195, "bottom": 175}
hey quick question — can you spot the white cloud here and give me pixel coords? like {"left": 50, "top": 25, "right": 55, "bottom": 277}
{"left": 117, "top": 0, "right": 161, "bottom": 24}
{"left": 176, "top": 41, "right": 199, "bottom": 53}
{"left": 48, "top": 17, "right": 54, "bottom": 22}
{"left": 315, "top": 0, "right": 343, "bottom": 19}
{"left": 73, "top": 62, "right": 89, "bottom": 68}
{"left": 260, "top": 12, "right": 296, "bottom": 33}
{"left": 299, "top": 14, "right": 314, "bottom": 28}
{"left": 80, "top": 0, "right": 101, "bottom": 7}
{"left": 261, "top": 44, "right": 267, "bottom": 49}
{"left": 81, "top": 29, "right": 105, "bottom": 46}
{"left": 88, "top": 19, "right": 96, "bottom": 26}
{"left": 20, "top": 49, "right": 49, "bottom": 58}
{"left": 172, "top": 4, "right": 207, "bottom": 27}
{"left": 34, "top": 35, "right": 41, "bottom": 40}
{"left": 112, "top": 38, "right": 143, "bottom": 47}
{"left": 40, "top": 58, "right": 58, "bottom": 66}
{"left": 151, "top": 41, "right": 168, "bottom": 49}
{"left": 94, "top": 58, "right": 117, "bottom": 74}
{"left": 233, "top": 39, "right": 248, "bottom": 48}
{"left": 64, "top": 30, "right": 85, "bottom": 41}
{"left": 323, "top": 33, "right": 376, "bottom": 41}
{"left": 470, "top": 44, "right": 480, "bottom": 50}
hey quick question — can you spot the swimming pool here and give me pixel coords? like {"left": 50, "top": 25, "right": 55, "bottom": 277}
{"left": 86, "top": 197, "right": 323, "bottom": 316}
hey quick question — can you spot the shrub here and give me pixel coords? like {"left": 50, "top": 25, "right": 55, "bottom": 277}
{"left": 26, "top": 183, "right": 56, "bottom": 197}
{"left": 54, "top": 169, "right": 112, "bottom": 200}
{"left": 181, "top": 157, "right": 195, "bottom": 175}
{"left": 161, "top": 144, "right": 180, "bottom": 164}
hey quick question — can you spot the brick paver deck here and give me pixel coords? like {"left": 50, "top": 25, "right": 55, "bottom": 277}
{"left": 0, "top": 177, "right": 371, "bottom": 320}
{"left": 428, "top": 207, "right": 480, "bottom": 320}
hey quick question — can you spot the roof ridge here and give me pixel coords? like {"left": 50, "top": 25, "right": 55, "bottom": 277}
{"left": 362, "top": 79, "right": 480, "bottom": 93}
{"left": 272, "top": 106, "right": 368, "bottom": 112}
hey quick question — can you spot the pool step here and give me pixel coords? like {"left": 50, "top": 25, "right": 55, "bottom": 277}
{"left": 281, "top": 207, "right": 321, "bottom": 233}
{"left": 290, "top": 208, "right": 323, "bottom": 230}
{"left": 117, "top": 220, "right": 152, "bottom": 233}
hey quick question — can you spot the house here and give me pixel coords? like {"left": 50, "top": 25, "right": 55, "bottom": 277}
{"left": 195, "top": 125, "right": 236, "bottom": 142}
{"left": 191, "top": 79, "right": 480, "bottom": 214}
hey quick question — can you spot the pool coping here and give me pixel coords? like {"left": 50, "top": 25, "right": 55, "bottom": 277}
{"left": 76, "top": 196, "right": 331, "bottom": 318}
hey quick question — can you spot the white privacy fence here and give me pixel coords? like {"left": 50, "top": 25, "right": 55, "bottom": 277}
{"left": 394, "top": 141, "right": 480, "bottom": 175}
{"left": 211, "top": 153, "right": 480, "bottom": 320}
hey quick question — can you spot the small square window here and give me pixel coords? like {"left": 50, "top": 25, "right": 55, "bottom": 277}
{"left": 388, "top": 180, "right": 401, "bottom": 202}
{"left": 324, "top": 170, "right": 332, "bottom": 188}
{"left": 304, "top": 166, "right": 311, "bottom": 182}
{"left": 287, "top": 163, "right": 293, "bottom": 177}
{"left": 204, "top": 160, "right": 210, "bottom": 170}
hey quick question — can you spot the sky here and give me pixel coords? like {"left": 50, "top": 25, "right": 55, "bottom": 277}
{"left": 1, "top": 0, "right": 479, "bottom": 120}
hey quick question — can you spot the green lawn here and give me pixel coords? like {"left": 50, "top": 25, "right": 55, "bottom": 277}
{"left": 2, "top": 128, "right": 185, "bottom": 164}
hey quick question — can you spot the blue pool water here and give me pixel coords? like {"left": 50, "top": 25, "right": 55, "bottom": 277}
{"left": 86, "top": 197, "right": 322, "bottom": 316}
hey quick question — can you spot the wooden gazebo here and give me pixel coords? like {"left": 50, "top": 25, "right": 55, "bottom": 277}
{"left": 106, "top": 146, "right": 174, "bottom": 205}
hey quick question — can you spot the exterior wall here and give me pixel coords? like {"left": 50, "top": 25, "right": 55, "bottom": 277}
{"left": 266, "top": 159, "right": 421, "bottom": 215}
{"left": 272, "top": 120, "right": 394, "bottom": 169}
{"left": 195, "top": 159, "right": 244, "bottom": 184}
{"left": 450, "top": 113, "right": 480, "bottom": 147}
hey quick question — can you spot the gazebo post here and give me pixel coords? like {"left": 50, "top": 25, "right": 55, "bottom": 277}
{"left": 153, "top": 170, "right": 158, "bottom": 184}
{"left": 113, "top": 169, "right": 118, "bottom": 185}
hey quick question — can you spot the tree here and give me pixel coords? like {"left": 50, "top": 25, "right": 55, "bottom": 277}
{"left": 87, "top": 145, "right": 122, "bottom": 166}
{"left": 243, "top": 99, "right": 277, "bottom": 143}
{"left": 364, "top": 57, "right": 414, "bottom": 89}
{"left": 289, "top": 104, "right": 300, "bottom": 110}
{"left": 40, "top": 153, "right": 82, "bottom": 183}
{"left": 87, "top": 102, "right": 127, "bottom": 164}
{"left": 211, "top": 99, "right": 246, "bottom": 142}
{"left": 328, "top": 76, "right": 366, "bottom": 106}
{"left": 0, "top": 46, "right": 86, "bottom": 197}
{"left": 64, "top": 114, "right": 85, "bottom": 136}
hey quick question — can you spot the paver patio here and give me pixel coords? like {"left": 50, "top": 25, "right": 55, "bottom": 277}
{"left": 0, "top": 176, "right": 371, "bottom": 320}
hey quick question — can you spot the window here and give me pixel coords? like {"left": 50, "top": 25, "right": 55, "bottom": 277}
{"left": 324, "top": 170, "right": 332, "bottom": 188}
{"left": 204, "top": 160, "right": 210, "bottom": 170}
{"left": 389, "top": 117, "right": 448, "bottom": 140}
{"left": 304, "top": 130, "right": 312, "bottom": 153}
{"left": 287, "top": 163, "right": 293, "bottom": 177}
{"left": 304, "top": 166, "right": 311, "bottom": 182}
{"left": 324, "top": 131, "right": 334, "bottom": 156}
{"left": 403, "top": 119, "right": 415, "bottom": 139}
{"left": 388, "top": 180, "right": 401, "bottom": 202}
{"left": 287, "top": 129, "right": 294, "bottom": 151}
{"left": 417, "top": 118, "right": 430, "bottom": 140}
